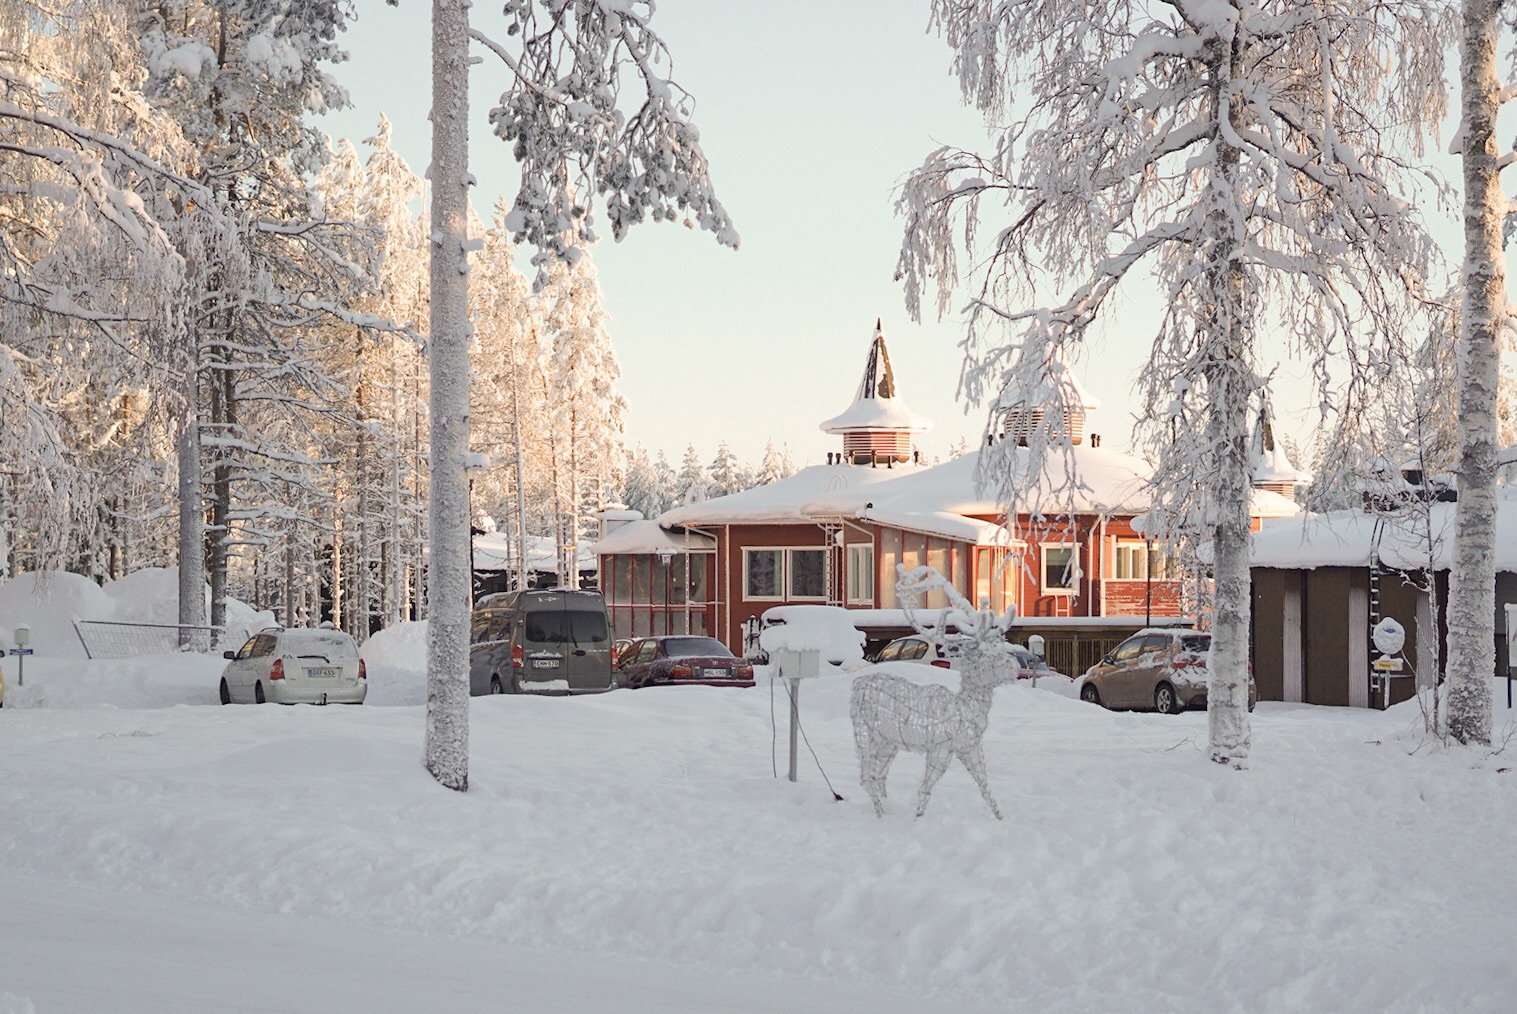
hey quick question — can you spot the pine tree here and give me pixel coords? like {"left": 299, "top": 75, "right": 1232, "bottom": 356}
{"left": 675, "top": 444, "right": 710, "bottom": 506}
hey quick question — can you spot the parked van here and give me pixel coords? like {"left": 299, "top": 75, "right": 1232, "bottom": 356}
{"left": 469, "top": 589, "right": 615, "bottom": 695}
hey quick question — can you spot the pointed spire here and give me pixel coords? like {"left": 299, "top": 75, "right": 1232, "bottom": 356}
{"left": 820, "top": 321, "right": 932, "bottom": 462}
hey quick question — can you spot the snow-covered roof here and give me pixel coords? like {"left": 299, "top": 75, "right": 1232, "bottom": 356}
{"left": 474, "top": 531, "right": 595, "bottom": 572}
{"left": 587, "top": 519, "right": 715, "bottom": 555}
{"left": 1249, "top": 494, "right": 1517, "bottom": 572}
{"left": 658, "top": 461, "right": 926, "bottom": 527}
{"left": 802, "top": 444, "right": 1154, "bottom": 518}
{"left": 818, "top": 323, "right": 933, "bottom": 435}
{"left": 1253, "top": 440, "right": 1311, "bottom": 484}
{"left": 994, "top": 354, "right": 1101, "bottom": 412}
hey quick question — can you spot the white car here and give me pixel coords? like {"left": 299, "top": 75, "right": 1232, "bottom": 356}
{"left": 219, "top": 627, "right": 367, "bottom": 705}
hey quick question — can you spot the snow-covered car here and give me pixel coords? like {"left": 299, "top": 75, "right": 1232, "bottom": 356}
{"left": 871, "top": 636, "right": 1067, "bottom": 680}
{"left": 1077, "top": 629, "right": 1254, "bottom": 714}
{"left": 614, "top": 636, "right": 755, "bottom": 688}
{"left": 218, "top": 627, "right": 367, "bottom": 705}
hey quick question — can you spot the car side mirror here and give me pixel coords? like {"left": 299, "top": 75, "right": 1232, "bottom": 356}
{"left": 223, "top": 650, "right": 236, "bottom": 660}
{"left": 1102, "top": 653, "right": 1115, "bottom": 666}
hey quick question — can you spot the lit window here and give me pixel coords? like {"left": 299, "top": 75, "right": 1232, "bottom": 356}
{"left": 846, "top": 544, "right": 875, "bottom": 604}
{"left": 1113, "top": 542, "right": 1170, "bottom": 580}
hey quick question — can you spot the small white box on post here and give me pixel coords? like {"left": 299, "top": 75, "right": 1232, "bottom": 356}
{"left": 769, "top": 647, "right": 821, "bottom": 783}
{"left": 760, "top": 605, "right": 864, "bottom": 785}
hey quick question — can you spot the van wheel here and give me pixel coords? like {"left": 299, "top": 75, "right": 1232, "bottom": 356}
{"left": 255, "top": 682, "right": 266, "bottom": 704}
{"left": 490, "top": 676, "right": 504, "bottom": 695}
{"left": 219, "top": 679, "right": 231, "bottom": 705}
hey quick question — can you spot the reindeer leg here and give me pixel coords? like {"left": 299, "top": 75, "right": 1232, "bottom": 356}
{"left": 877, "top": 744, "right": 897, "bottom": 800}
{"left": 957, "top": 743, "right": 1002, "bottom": 820}
{"left": 915, "top": 748, "right": 952, "bottom": 818}
{"left": 866, "top": 744, "right": 898, "bottom": 817}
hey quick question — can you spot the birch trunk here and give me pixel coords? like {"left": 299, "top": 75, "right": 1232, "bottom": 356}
{"left": 1447, "top": 0, "right": 1503, "bottom": 746}
{"left": 177, "top": 360, "right": 205, "bottom": 644}
{"left": 1205, "top": 30, "right": 1252, "bottom": 765}
{"left": 424, "top": 0, "right": 471, "bottom": 790}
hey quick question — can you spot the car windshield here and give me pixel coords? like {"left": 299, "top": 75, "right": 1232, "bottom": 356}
{"left": 281, "top": 631, "right": 357, "bottom": 659}
{"left": 662, "top": 637, "right": 731, "bottom": 658}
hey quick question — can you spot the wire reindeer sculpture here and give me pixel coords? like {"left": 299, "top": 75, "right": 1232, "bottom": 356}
{"left": 851, "top": 566, "right": 1020, "bottom": 819}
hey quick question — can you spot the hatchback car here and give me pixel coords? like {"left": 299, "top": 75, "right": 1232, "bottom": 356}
{"left": 1078, "top": 629, "right": 1254, "bottom": 714}
{"left": 219, "top": 627, "right": 367, "bottom": 705}
{"left": 615, "top": 636, "right": 756, "bottom": 688}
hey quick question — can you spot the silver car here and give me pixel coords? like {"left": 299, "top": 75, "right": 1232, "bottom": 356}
{"left": 219, "top": 627, "right": 367, "bottom": 705}
{"left": 1078, "top": 629, "right": 1254, "bottom": 714}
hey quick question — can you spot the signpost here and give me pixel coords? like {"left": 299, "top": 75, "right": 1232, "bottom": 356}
{"left": 10, "top": 625, "right": 31, "bottom": 687}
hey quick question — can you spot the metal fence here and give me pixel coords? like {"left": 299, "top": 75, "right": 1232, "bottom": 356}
{"left": 73, "top": 620, "right": 226, "bottom": 659}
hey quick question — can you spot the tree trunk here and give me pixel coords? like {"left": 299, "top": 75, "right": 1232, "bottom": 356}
{"left": 424, "top": 0, "right": 472, "bottom": 791}
{"left": 1448, "top": 0, "right": 1503, "bottom": 746}
{"left": 177, "top": 346, "right": 205, "bottom": 644}
{"left": 1204, "top": 33, "right": 1252, "bottom": 766}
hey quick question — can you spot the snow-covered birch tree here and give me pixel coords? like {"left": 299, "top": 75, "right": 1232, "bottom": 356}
{"left": 1445, "top": 0, "right": 1507, "bottom": 747}
{"left": 420, "top": 0, "right": 736, "bottom": 790}
{"left": 897, "top": 1, "right": 1452, "bottom": 765}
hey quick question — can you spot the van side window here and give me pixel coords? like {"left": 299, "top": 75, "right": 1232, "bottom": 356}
{"left": 471, "top": 611, "right": 511, "bottom": 644}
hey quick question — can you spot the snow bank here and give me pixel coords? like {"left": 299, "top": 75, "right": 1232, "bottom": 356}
{"left": 0, "top": 571, "right": 114, "bottom": 658}
{"left": 358, "top": 619, "right": 428, "bottom": 706}
{"left": 0, "top": 568, "right": 274, "bottom": 662}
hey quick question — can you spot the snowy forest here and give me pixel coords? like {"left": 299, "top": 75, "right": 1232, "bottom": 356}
{"left": 0, "top": 0, "right": 791, "bottom": 643}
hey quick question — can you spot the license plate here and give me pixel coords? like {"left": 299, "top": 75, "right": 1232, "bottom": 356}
{"left": 307, "top": 666, "right": 340, "bottom": 679}
{"left": 703, "top": 668, "right": 729, "bottom": 678}
{"left": 530, "top": 658, "right": 561, "bottom": 669}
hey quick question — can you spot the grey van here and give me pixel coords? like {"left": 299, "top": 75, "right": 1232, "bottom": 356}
{"left": 469, "top": 589, "right": 615, "bottom": 695}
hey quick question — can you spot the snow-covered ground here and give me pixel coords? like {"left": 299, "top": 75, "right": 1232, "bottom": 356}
{"left": 3, "top": 575, "right": 1517, "bottom": 1011}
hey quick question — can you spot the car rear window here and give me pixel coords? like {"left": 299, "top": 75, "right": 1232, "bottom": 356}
{"left": 524, "top": 609, "right": 609, "bottom": 645}
{"left": 663, "top": 637, "right": 731, "bottom": 658}
{"left": 281, "top": 631, "right": 358, "bottom": 659}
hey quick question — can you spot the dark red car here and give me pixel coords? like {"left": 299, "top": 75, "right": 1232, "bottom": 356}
{"left": 614, "top": 636, "right": 756, "bottom": 689}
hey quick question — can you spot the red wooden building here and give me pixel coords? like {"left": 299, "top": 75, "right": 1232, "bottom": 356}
{"left": 593, "top": 322, "right": 1302, "bottom": 657}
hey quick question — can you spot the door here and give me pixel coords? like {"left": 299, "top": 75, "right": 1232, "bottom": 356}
{"left": 1102, "top": 635, "right": 1148, "bottom": 707}
{"left": 1132, "top": 633, "right": 1173, "bottom": 706}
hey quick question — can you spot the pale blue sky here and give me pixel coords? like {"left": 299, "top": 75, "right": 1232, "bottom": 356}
{"left": 318, "top": 2, "right": 1494, "bottom": 471}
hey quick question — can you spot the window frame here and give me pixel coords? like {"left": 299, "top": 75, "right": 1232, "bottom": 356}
{"left": 786, "top": 548, "right": 828, "bottom": 601}
{"left": 845, "top": 543, "right": 875, "bottom": 605}
{"left": 743, "top": 548, "right": 784, "bottom": 600}
{"left": 1041, "top": 543, "right": 1077, "bottom": 595}
{"left": 1112, "top": 540, "right": 1171, "bottom": 581}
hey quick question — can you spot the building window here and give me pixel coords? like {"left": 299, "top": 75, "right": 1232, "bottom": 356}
{"left": 789, "top": 549, "right": 827, "bottom": 600}
{"left": 846, "top": 544, "right": 875, "bottom": 604}
{"left": 745, "top": 549, "right": 783, "bottom": 599}
{"left": 1042, "top": 544, "right": 1076, "bottom": 593}
{"left": 1113, "top": 541, "right": 1170, "bottom": 580}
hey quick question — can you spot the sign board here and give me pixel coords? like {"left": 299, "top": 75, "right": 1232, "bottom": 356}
{"left": 1371, "top": 656, "right": 1404, "bottom": 673}
{"left": 8, "top": 647, "right": 33, "bottom": 656}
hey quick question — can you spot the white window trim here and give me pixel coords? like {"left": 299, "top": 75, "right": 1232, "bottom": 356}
{"left": 845, "top": 543, "right": 875, "bottom": 605}
{"left": 1111, "top": 540, "right": 1172, "bottom": 581}
{"left": 1040, "top": 542, "right": 1078, "bottom": 595}
{"left": 743, "top": 548, "right": 785, "bottom": 601}
{"left": 786, "top": 547, "right": 829, "bottom": 602}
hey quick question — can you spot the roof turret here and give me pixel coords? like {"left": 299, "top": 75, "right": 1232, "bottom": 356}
{"left": 819, "top": 320, "right": 932, "bottom": 464}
